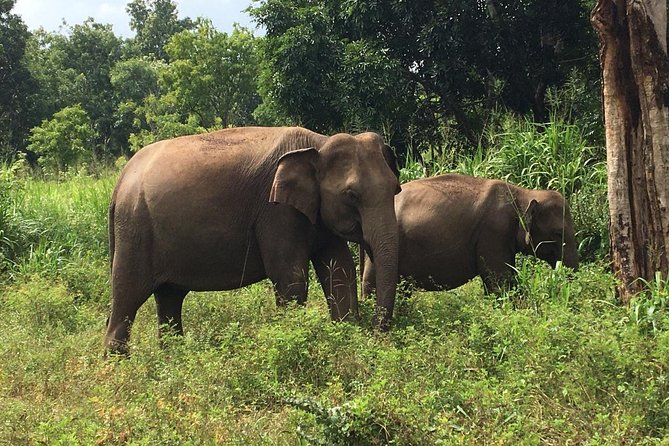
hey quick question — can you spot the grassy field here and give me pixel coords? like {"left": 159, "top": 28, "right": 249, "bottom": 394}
{"left": 1, "top": 158, "right": 668, "bottom": 444}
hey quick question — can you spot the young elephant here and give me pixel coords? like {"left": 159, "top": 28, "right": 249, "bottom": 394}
{"left": 363, "top": 173, "right": 578, "bottom": 295}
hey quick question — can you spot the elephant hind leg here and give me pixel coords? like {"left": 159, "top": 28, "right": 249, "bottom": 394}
{"left": 154, "top": 284, "right": 189, "bottom": 345}
{"left": 104, "top": 234, "right": 156, "bottom": 356}
{"left": 104, "top": 278, "right": 154, "bottom": 356}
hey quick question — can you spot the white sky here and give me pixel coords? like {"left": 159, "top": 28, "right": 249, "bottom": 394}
{"left": 12, "top": 0, "right": 260, "bottom": 37}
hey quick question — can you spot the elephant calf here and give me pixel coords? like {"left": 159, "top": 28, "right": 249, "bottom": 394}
{"left": 363, "top": 173, "right": 578, "bottom": 295}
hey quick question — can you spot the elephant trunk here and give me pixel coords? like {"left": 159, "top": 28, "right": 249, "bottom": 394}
{"left": 361, "top": 208, "right": 399, "bottom": 330}
{"left": 563, "top": 232, "right": 579, "bottom": 271}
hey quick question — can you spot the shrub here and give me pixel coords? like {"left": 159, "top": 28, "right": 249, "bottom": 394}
{"left": 480, "top": 116, "right": 605, "bottom": 199}
{"left": 27, "top": 105, "right": 98, "bottom": 172}
{"left": 631, "top": 272, "right": 669, "bottom": 334}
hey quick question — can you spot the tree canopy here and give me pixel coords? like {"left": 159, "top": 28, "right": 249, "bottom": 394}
{"left": 0, "top": 0, "right": 601, "bottom": 168}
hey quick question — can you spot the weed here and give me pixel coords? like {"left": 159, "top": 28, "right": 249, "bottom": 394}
{"left": 631, "top": 272, "right": 669, "bottom": 334}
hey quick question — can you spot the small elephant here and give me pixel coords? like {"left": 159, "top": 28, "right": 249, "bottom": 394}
{"left": 105, "top": 126, "right": 401, "bottom": 355}
{"left": 363, "top": 173, "right": 578, "bottom": 295}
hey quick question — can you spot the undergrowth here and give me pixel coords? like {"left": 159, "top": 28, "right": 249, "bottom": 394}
{"left": 1, "top": 122, "right": 668, "bottom": 443}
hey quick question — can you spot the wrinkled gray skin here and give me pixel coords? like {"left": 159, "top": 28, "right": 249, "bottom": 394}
{"left": 363, "top": 174, "right": 578, "bottom": 295}
{"left": 105, "top": 127, "right": 401, "bottom": 355}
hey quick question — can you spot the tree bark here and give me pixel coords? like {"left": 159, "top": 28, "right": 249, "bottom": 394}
{"left": 592, "top": 0, "right": 669, "bottom": 303}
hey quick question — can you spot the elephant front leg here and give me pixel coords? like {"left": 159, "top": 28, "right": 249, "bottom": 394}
{"left": 312, "top": 237, "right": 358, "bottom": 321}
{"left": 477, "top": 247, "right": 517, "bottom": 294}
{"left": 259, "top": 241, "right": 311, "bottom": 306}
{"left": 257, "top": 209, "right": 315, "bottom": 307}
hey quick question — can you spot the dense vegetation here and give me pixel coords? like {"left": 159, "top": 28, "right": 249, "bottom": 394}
{"left": 1, "top": 0, "right": 669, "bottom": 444}
{"left": 2, "top": 0, "right": 605, "bottom": 166}
{"left": 1, "top": 120, "right": 668, "bottom": 443}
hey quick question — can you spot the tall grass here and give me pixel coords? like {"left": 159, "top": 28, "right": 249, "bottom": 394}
{"left": 15, "top": 171, "right": 115, "bottom": 256}
{"left": 1, "top": 118, "right": 667, "bottom": 444}
{"left": 0, "top": 164, "right": 115, "bottom": 302}
{"left": 480, "top": 116, "right": 606, "bottom": 197}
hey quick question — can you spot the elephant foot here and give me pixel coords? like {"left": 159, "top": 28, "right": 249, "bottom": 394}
{"left": 374, "top": 306, "right": 393, "bottom": 332}
{"left": 103, "top": 337, "right": 130, "bottom": 358}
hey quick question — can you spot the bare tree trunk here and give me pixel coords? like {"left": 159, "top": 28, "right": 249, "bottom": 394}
{"left": 592, "top": 0, "right": 669, "bottom": 303}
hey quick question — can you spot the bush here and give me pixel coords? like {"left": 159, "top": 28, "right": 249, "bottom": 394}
{"left": 631, "top": 272, "right": 669, "bottom": 334}
{"left": 27, "top": 105, "right": 98, "bottom": 172}
{"left": 476, "top": 116, "right": 606, "bottom": 199}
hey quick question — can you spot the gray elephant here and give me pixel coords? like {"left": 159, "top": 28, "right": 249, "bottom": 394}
{"left": 104, "top": 127, "right": 401, "bottom": 354}
{"left": 363, "top": 173, "right": 578, "bottom": 296}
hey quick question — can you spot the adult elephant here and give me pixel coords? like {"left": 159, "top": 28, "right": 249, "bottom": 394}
{"left": 363, "top": 173, "right": 578, "bottom": 295}
{"left": 105, "top": 127, "right": 401, "bottom": 354}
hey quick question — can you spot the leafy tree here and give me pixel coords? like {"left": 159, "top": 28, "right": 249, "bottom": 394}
{"left": 127, "top": 93, "right": 206, "bottom": 151}
{"left": 27, "top": 104, "right": 97, "bottom": 171}
{"left": 252, "top": 1, "right": 344, "bottom": 131}
{"left": 126, "top": 0, "right": 193, "bottom": 60}
{"left": 24, "top": 22, "right": 124, "bottom": 158}
{"left": 163, "top": 22, "right": 260, "bottom": 128}
{"left": 0, "top": 0, "right": 37, "bottom": 161}
{"left": 251, "top": 0, "right": 597, "bottom": 149}
{"left": 24, "top": 31, "right": 77, "bottom": 127}
{"left": 62, "top": 20, "right": 123, "bottom": 155}
{"left": 110, "top": 57, "right": 163, "bottom": 155}
{"left": 250, "top": 0, "right": 417, "bottom": 157}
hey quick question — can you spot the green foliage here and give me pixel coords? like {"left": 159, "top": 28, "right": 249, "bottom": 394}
{"left": 252, "top": 0, "right": 345, "bottom": 131}
{"left": 110, "top": 58, "right": 161, "bottom": 105}
{"left": 477, "top": 116, "right": 606, "bottom": 198}
{"left": 110, "top": 57, "right": 163, "bottom": 155}
{"left": 55, "top": 20, "right": 124, "bottom": 155}
{"left": 0, "top": 167, "right": 113, "bottom": 286}
{"left": 0, "top": 0, "right": 37, "bottom": 160}
{"left": 1, "top": 170, "right": 668, "bottom": 445}
{"left": 128, "top": 94, "right": 208, "bottom": 151}
{"left": 27, "top": 105, "right": 97, "bottom": 172}
{"left": 631, "top": 272, "right": 669, "bottom": 334}
{"left": 251, "top": 0, "right": 416, "bottom": 139}
{"left": 126, "top": 0, "right": 194, "bottom": 61}
{"left": 163, "top": 22, "right": 260, "bottom": 128}
{"left": 251, "top": 0, "right": 598, "bottom": 154}
{"left": 0, "top": 161, "right": 22, "bottom": 268}
{"left": 21, "top": 21, "right": 124, "bottom": 161}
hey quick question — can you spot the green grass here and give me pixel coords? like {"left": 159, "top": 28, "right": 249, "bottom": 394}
{"left": 1, "top": 264, "right": 668, "bottom": 444}
{"left": 1, "top": 154, "right": 668, "bottom": 444}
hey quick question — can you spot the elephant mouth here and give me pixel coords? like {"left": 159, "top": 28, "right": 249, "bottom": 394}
{"left": 332, "top": 223, "right": 363, "bottom": 243}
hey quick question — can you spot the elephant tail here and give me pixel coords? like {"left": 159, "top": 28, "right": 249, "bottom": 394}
{"left": 108, "top": 187, "right": 118, "bottom": 271}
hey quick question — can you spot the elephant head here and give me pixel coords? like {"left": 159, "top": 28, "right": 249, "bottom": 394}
{"left": 517, "top": 190, "right": 579, "bottom": 270}
{"left": 270, "top": 132, "right": 401, "bottom": 328}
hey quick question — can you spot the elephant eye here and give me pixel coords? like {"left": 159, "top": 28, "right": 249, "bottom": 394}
{"left": 343, "top": 188, "right": 360, "bottom": 203}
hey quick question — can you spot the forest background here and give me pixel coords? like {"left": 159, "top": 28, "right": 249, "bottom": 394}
{"left": 1, "top": 0, "right": 668, "bottom": 444}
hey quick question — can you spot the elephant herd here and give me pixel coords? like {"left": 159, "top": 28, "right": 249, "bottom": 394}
{"left": 104, "top": 127, "right": 578, "bottom": 355}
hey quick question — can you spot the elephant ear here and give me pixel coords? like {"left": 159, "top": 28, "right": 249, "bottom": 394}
{"left": 521, "top": 199, "right": 539, "bottom": 246}
{"left": 270, "top": 148, "right": 320, "bottom": 224}
{"left": 382, "top": 144, "right": 401, "bottom": 180}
